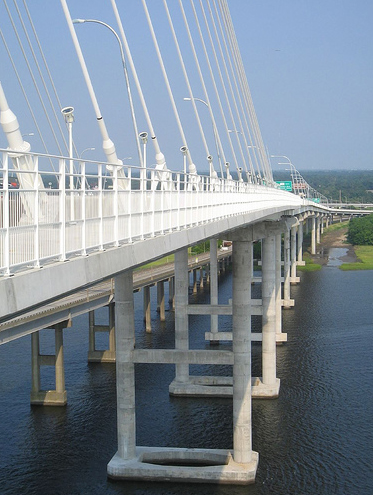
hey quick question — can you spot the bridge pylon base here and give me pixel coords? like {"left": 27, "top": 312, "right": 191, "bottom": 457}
{"left": 107, "top": 447, "right": 259, "bottom": 485}
{"left": 204, "top": 331, "right": 288, "bottom": 343}
{"left": 168, "top": 376, "right": 280, "bottom": 399}
{"left": 30, "top": 390, "right": 67, "bottom": 406}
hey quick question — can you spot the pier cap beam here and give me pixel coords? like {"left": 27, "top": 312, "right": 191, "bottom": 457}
{"left": 226, "top": 217, "right": 296, "bottom": 243}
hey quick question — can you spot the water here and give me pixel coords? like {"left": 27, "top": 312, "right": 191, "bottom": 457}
{"left": 1, "top": 252, "right": 373, "bottom": 495}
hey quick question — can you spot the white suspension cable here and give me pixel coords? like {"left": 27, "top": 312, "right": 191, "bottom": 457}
{"left": 210, "top": 0, "right": 256, "bottom": 180}
{"left": 218, "top": 0, "right": 273, "bottom": 182}
{"left": 0, "top": 27, "right": 52, "bottom": 158}
{"left": 205, "top": 0, "right": 248, "bottom": 176}
{"left": 13, "top": 0, "right": 65, "bottom": 156}
{"left": 21, "top": 0, "right": 70, "bottom": 154}
{"left": 110, "top": 0, "right": 166, "bottom": 169}
{"left": 177, "top": 0, "right": 219, "bottom": 175}
{"left": 3, "top": 0, "right": 63, "bottom": 158}
{"left": 189, "top": 0, "right": 228, "bottom": 177}
{"left": 198, "top": 0, "right": 240, "bottom": 176}
{"left": 217, "top": 0, "right": 265, "bottom": 180}
{"left": 142, "top": 0, "right": 197, "bottom": 173}
{"left": 59, "top": 0, "right": 124, "bottom": 174}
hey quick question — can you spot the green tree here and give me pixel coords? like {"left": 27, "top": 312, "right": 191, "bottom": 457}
{"left": 347, "top": 214, "right": 373, "bottom": 245}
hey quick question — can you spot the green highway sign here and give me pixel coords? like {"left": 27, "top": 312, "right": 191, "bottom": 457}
{"left": 275, "top": 180, "right": 292, "bottom": 191}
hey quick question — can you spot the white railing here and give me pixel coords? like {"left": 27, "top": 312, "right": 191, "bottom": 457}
{"left": 0, "top": 148, "right": 302, "bottom": 277}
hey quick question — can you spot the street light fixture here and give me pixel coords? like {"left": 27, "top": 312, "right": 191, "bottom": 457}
{"left": 73, "top": 18, "right": 142, "bottom": 169}
{"left": 80, "top": 147, "right": 95, "bottom": 159}
{"left": 183, "top": 96, "right": 222, "bottom": 177}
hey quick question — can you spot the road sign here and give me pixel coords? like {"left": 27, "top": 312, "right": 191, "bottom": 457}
{"left": 275, "top": 181, "right": 292, "bottom": 191}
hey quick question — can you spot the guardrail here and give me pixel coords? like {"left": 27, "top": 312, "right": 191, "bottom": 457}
{"left": 0, "top": 148, "right": 301, "bottom": 277}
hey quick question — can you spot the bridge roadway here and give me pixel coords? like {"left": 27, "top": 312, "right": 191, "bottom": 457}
{"left": 0, "top": 248, "right": 231, "bottom": 345}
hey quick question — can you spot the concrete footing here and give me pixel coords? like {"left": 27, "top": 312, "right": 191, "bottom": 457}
{"left": 168, "top": 376, "right": 280, "bottom": 399}
{"left": 204, "top": 331, "right": 287, "bottom": 343}
{"left": 30, "top": 389, "right": 67, "bottom": 406}
{"left": 251, "top": 377, "right": 280, "bottom": 399}
{"left": 108, "top": 447, "right": 259, "bottom": 485}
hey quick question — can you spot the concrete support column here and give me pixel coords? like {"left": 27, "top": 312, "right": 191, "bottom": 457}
{"left": 199, "top": 267, "right": 204, "bottom": 289}
{"left": 290, "top": 225, "right": 297, "bottom": 283}
{"left": 326, "top": 216, "right": 329, "bottom": 228}
{"left": 311, "top": 216, "right": 316, "bottom": 255}
{"left": 88, "top": 303, "right": 116, "bottom": 362}
{"left": 321, "top": 216, "right": 324, "bottom": 235}
{"left": 275, "top": 234, "right": 282, "bottom": 335}
{"left": 143, "top": 286, "right": 151, "bottom": 333}
{"left": 283, "top": 229, "right": 291, "bottom": 307}
{"left": 55, "top": 325, "right": 65, "bottom": 396}
{"left": 232, "top": 239, "right": 253, "bottom": 464}
{"left": 205, "top": 263, "right": 210, "bottom": 283}
{"left": 115, "top": 270, "right": 136, "bottom": 460}
{"left": 261, "top": 235, "right": 277, "bottom": 387}
{"left": 316, "top": 216, "right": 321, "bottom": 244}
{"left": 31, "top": 332, "right": 41, "bottom": 395}
{"left": 30, "top": 323, "right": 67, "bottom": 406}
{"left": 192, "top": 269, "right": 198, "bottom": 294}
{"left": 209, "top": 238, "right": 219, "bottom": 340}
{"left": 157, "top": 281, "right": 165, "bottom": 321}
{"left": 174, "top": 248, "right": 189, "bottom": 383}
{"left": 297, "top": 221, "right": 303, "bottom": 263}
{"left": 168, "top": 277, "right": 175, "bottom": 309}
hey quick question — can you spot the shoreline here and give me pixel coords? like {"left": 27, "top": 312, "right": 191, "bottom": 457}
{"left": 308, "top": 224, "right": 357, "bottom": 266}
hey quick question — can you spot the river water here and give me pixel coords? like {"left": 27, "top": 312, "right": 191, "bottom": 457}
{"left": 1, "top": 248, "right": 372, "bottom": 495}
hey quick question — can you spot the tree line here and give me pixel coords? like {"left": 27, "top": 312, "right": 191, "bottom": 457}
{"left": 347, "top": 214, "right": 373, "bottom": 245}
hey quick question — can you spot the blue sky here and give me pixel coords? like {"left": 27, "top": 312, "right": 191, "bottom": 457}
{"left": 0, "top": 0, "right": 372, "bottom": 172}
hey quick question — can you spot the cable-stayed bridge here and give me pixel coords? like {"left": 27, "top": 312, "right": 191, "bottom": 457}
{"left": 0, "top": 0, "right": 370, "bottom": 486}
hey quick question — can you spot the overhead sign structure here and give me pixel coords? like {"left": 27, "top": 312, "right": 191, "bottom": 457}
{"left": 275, "top": 181, "right": 292, "bottom": 191}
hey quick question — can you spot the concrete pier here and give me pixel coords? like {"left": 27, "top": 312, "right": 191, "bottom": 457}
{"left": 114, "top": 271, "right": 136, "bottom": 460}
{"left": 108, "top": 249, "right": 258, "bottom": 484}
{"left": 174, "top": 248, "right": 190, "bottom": 386}
{"left": 156, "top": 281, "right": 166, "bottom": 321}
{"left": 283, "top": 228, "right": 292, "bottom": 308}
{"left": 253, "top": 233, "right": 280, "bottom": 398}
{"left": 208, "top": 238, "right": 219, "bottom": 342}
{"left": 88, "top": 303, "right": 116, "bottom": 362}
{"left": 143, "top": 285, "right": 152, "bottom": 333}
{"left": 311, "top": 216, "right": 316, "bottom": 255}
{"left": 30, "top": 322, "right": 67, "bottom": 406}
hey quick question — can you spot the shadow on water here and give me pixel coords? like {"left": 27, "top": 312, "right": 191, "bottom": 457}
{"left": 0, "top": 263, "right": 372, "bottom": 494}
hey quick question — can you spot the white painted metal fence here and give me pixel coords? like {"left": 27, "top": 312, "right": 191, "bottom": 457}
{"left": 0, "top": 148, "right": 302, "bottom": 277}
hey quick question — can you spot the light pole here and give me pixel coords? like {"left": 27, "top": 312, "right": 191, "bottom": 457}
{"left": 139, "top": 132, "right": 148, "bottom": 192}
{"left": 61, "top": 106, "right": 75, "bottom": 190}
{"left": 73, "top": 19, "right": 142, "bottom": 169}
{"left": 61, "top": 106, "right": 75, "bottom": 220}
{"left": 80, "top": 147, "right": 95, "bottom": 159}
{"left": 183, "top": 97, "right": 221, "bottom": 177}
{"left": 271, "top": 155, "right": 308, "bottom": 197}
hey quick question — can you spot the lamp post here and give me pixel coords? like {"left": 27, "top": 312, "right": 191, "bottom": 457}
{"left": 73, "top": 19, "right": 142, "bottom": 169}
{"left": 183, "top": 97, "right": 221, "bottom": 177}
{"left": 61, "top": 106, "right": 75, "bottom": 190}
{"left": 139, "top": 132, "right": 148, "bottom": 192}
{"left": 80, "top": 147, "right": 95, "bottom": 159}
{"left": 61, "top": 106, "right": 75, "bottom": 220}
{"left": 271, "top": 155, "right": 308, "bottom": 198}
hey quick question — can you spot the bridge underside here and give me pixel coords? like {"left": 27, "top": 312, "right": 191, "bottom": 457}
{"left": 0, "top": 202, "right": 306, "bottom": 324}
